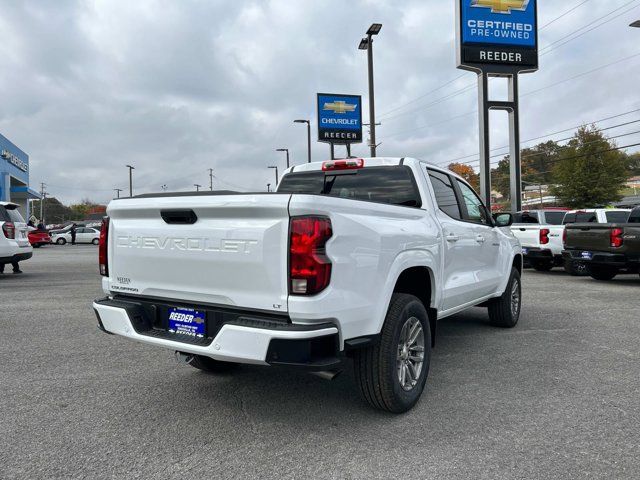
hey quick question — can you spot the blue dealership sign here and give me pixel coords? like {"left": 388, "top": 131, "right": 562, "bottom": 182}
{"left": 457, "top": 0, "right": 538, "bottom": 71}
{"left": 317, "top": 93, "right": 363, "bottom": 144}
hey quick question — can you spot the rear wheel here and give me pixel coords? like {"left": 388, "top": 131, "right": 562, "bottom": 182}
{"left": 56, "top": 238, "right": 66, "bottom": 245}
{"left": 531, "top": 260, "right": 553, "bottom": 272}
{"left": 92, "top": 238, "right": 99, "bottom": 245}
{"left": 589, "top": 265, "right": 618, "bottom": 281}
{"left": 189, "top": 355, "right": 238, "bottom": 373}
{"left": 487, "top": 268, "right": 521, "bottom": 328}
{"left": 353, "top": 293, "right": 431, "bottom": 413}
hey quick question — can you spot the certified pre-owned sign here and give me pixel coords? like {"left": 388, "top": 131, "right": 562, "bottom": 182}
{"left": 317, "top": 93, "right": 363, "bottom": 145}
{"left": 458, "top": 0, "right": 538, "bottom": 71}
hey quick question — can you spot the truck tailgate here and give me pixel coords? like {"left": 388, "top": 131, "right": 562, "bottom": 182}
{"left": 106, "top": 194, "right": 291, "bottom": 313}
{"left": 511, "top": 225, "right": 540, "bottom": 248}
{"left": 564, "top": 224, "right": 612, "bottom": 251}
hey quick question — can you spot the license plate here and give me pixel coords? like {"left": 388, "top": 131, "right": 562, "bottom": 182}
{"left": 168, "top": 307, "right": 206, "bottom": 338}
{"left": 581, "top": 251, "right": 593, "bottom": 260}
{"left": 522, "top": 247, "right": 529, "bottom": 255}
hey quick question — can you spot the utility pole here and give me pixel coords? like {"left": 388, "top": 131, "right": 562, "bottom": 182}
{"left": 208, "top": 168, "right": 214, "bottom": 191}
{"left": 194, "top": 184, "right": 202, "bottom": 192}
{"left": 39, "top": 182, "right": 47, "bottom": 223}
{"left": 359, "top": 23, "right": 382, "bottom": 158}
{"left": 126, "top": 165, "right": 135, "bottom": 197}
{"left": 114, "top": 188, "right": 123, "bottom": 199}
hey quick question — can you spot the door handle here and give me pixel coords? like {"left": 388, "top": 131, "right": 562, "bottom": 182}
{"left": 476, "top": 235, "right": 486, "bottom": 244}
{"left": 446, "top": 234, "right": 460, "bottom": 243}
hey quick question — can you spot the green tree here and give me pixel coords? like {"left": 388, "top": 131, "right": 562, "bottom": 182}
{"left": 551, "top": 126, "right": 629, "bottom": 208}
{"left": 627, "top": 152, "right": 640, "bottom": 176}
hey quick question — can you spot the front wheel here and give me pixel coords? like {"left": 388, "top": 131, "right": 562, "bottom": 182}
{"left": 353, "top": 293, "right": 431, "bottom": 413}
{"left": 589, "top": 265, "right": 618, "bottom": 281}
{"left": 487, "top": 268, "right": 521, "bottom": 328}
{"left": 92, "top": 238, "right": 99, "bottom": 245}
{"left": 56, "top": 238, "right": 66, "bottom": 245}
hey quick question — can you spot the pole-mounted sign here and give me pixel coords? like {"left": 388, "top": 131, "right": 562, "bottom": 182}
{"left": 456, "top": 0, "right": 538, "bottom": 212}
{"left": 317, "top": 93, "right": 363, "bottom": 158}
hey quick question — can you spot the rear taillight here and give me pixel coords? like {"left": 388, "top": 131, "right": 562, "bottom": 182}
{"left": 562, "top": 228, "right": 567, "bottom": 247}
{"left": 322, "top": 158, "right": 364, "bottom": 171}
{"left": 99, "top": 217, "right": 109, "bottom": 276}
{"left": 540, "top": 228, "right": 550, "bottom": 245}
{"left": 289, "top": 216, "right": 332, "bottom": 295}
{"left": 2, "top": 222, "right": 15, "bottom": 239}
{"left": 610, "top": 228, "right": 624, "bottom": 248}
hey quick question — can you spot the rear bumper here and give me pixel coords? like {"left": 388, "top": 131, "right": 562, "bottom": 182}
{"left": 93, "top": 297, "right": 341, "bottom": 369}
{"left": 562, "top": 250, "right": 636, "bottom": 268}
{"left": 522, "top": 247, "right": 556, "bottom": 261}
{"left": 0, "top": 251, "right": 33, "bottom": 264}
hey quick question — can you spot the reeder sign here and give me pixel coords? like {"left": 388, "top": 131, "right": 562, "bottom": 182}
{"left": 317, "top": 93, "right": 363, "bottom": 145}
{"left": 457, "top": 0, "right": 538, "bottom": 72}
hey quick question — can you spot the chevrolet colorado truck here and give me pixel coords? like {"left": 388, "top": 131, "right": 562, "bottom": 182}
{"left": 562, "top": 207, "right": 640, "bottom": 281}
{"left": 510, "top": 209, "right": 567, "bottom": 271}
{"left": 562, "top": 208, "right": 631, "bottom": 275}
{"left": 93, "top": 158, "right": 523, "bottom": 413}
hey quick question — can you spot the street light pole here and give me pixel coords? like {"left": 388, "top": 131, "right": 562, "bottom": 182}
{"left": 276, "top": 148, "right": 290, "bottom": 169}
{"left": 267, "top": 183, "right": 271, "bottom": 193}
{"left": 209, "top": 168, "right": 214, "bottom": 191}
{"left": 114, "top": 188, "right": 122, "bottom": 199}
{"left": 194, "top": 184, "right": 201, "bottom": 192}
{"left": 294, "top": 120, "right": 311, "bottom": 163}
{"left": 126, "top": 165, "right": 135, "bottom": 197}
{"left": 359, "top": 23, "right": 382, "bottom": 158}
{"left": 268, "top": 166, "right": 279, "bottom": 187}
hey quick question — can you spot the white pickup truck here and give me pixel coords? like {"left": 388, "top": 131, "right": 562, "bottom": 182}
{"left": 510, "top": 209, "right": 568, "bottom": 271}
{"left": 93, "top": 158, "right": 522, "bottom": 413}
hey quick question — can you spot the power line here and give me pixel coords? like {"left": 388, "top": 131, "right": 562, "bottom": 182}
{"left": 539, "top": 0, "right": 591, "bottom": 30}
{"left": 441, "top": 110, "right": 640, "bottom": 164}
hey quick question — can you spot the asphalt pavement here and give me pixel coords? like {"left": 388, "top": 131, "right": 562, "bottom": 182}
{"left": 1, "top": 246, "right": 639, "bottom": 479}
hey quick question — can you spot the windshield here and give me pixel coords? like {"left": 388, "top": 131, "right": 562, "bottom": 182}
{"left": 278, "top": 166, "right": 422, "bottom": 208}
{"left": 605, "top": 211, "right": 630, "bottom": 223}
{"left": 544, "top": 212, "right": 566, "bottom": 225}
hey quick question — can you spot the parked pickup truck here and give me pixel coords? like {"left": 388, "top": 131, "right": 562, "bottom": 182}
{"left": 562, "top": 207, "right": 640, "bottom": 281}
{"left": 562, "top": 208, "right": 631, "bottom": 275}
{"left": 510, "top": 209, "right": 567, "bottom": 271}
{"left": 92, "top": 157, "right": 523, "bottom": 413}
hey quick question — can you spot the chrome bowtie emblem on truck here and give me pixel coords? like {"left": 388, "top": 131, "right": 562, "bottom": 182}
{"left": 471, "top": 0, "right": 529, "bottom": 14}
{"left": 323, "top": 101, "right": 357, "bottom": 114}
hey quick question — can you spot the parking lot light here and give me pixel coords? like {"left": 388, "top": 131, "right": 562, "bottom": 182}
{"left": 294, "top": 120, "right": 312, "bottom": 163}
{"left": 276, "top": 148, "right": 290, "bottom": 169}
{"left": 268, "top": 165, "right": 279, "bottom": 187}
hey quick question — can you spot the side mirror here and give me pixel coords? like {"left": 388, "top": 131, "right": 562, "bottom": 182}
{"left": 493, "top": 213, "right": 513, "bottom": 227}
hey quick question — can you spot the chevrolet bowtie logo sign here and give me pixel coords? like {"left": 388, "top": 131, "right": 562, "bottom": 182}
{"left": 323, "top": 101, "right": 357, "bottom": 114}
{"left": 471, "top": 0, "right": 529, "bottom": 14}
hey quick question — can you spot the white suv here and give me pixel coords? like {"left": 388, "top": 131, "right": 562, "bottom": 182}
{"left": 0, "top": 202, "right": 33, "bottom": 271}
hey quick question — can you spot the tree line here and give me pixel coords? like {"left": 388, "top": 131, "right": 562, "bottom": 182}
{"left": 449, "top": 125, "right": 639, "bottom": 208}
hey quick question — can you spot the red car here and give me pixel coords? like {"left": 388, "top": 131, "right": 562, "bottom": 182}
{"left": 28, "top": 230, "right": 52, "bottom": 248}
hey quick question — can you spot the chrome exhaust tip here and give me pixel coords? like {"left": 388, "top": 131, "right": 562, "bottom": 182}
{"left": 310, "top": 370, "right": 343, "bottom": 381}
{"left": 174, "top": 351, "right": 194, "bottom": 365}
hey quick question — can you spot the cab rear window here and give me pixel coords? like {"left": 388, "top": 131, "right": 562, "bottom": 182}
{"left": 278, "top": 166, "right": 422, "bottom": 208}
{"left": 605, "top": 211, "right": 630, "bottom": 223}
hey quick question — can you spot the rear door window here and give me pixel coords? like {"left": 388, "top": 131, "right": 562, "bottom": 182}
{"left": 513, "top": 212, "right": 539, "bottom": 224}
{"left": 278, "top": 166, "right": 421, "bottom": 208}
{"left": 427, "top": 170, "right": 462, "bottom": 219}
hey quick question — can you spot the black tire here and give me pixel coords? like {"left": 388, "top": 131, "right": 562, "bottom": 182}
{"left": 589, "top": 265, "right": 618, "bottom": 281}
{"left": 487, "top": 268, "right": 521, "bottom": 328}
{"left": 353, "top": 293, "right": 431, "bottom": 413}
{"left": 33, "top": 244, "right": 41, "bottom": 249}
{"left": 92, "top": 238, "right": 99, "bottom": 245}
{"left": 531, "top": 260, "right": 553, "bottom": 272}
{"left": 564, "top": 258, "right": 588, "bottom": 276}
{"left": 56, "top": 238, "right": 66, "bottom": 245}
{"left": 189, "top": 355, "right": 238, "bottom": 373}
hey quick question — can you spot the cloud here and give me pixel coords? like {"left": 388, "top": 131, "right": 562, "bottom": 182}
{"left": 0, "top": 0, "right": 638, "bottom": 204}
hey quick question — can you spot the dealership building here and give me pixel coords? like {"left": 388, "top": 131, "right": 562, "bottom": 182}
{"left": 0, "top": 133, "right": 40, "bottom": 219}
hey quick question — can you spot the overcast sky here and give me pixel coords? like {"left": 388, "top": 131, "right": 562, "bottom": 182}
{"left": 1, "top": 0, "right": 639, "bottom": 204}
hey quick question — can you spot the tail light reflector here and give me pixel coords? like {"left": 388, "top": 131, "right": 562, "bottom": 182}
{"left": 2, "top": 222, "right": 15, "bottom": 239}
{"left": 540, "top": 228, "right": 550, "bottom": 245}
{"left": 289, "top": 216, "right": 332, "bottom": 295}
{"left": 562, "top": 228, "right": 567, "bottom": 247}
{"left": 322, "top": 158, "right": 364, "bottom": 171}
{"left": 99, "top": 217, "right": 110, "bottom": 276}
{"left": 610, "top": 228, "right": 624, "bottom": 248}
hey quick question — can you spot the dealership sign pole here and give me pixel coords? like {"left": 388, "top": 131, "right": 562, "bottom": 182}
{"left": 317, "top": 93, "right": 363, "bottom": 159}
{"left": 456, "top": 0, "right": 538, "bottom": 212}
